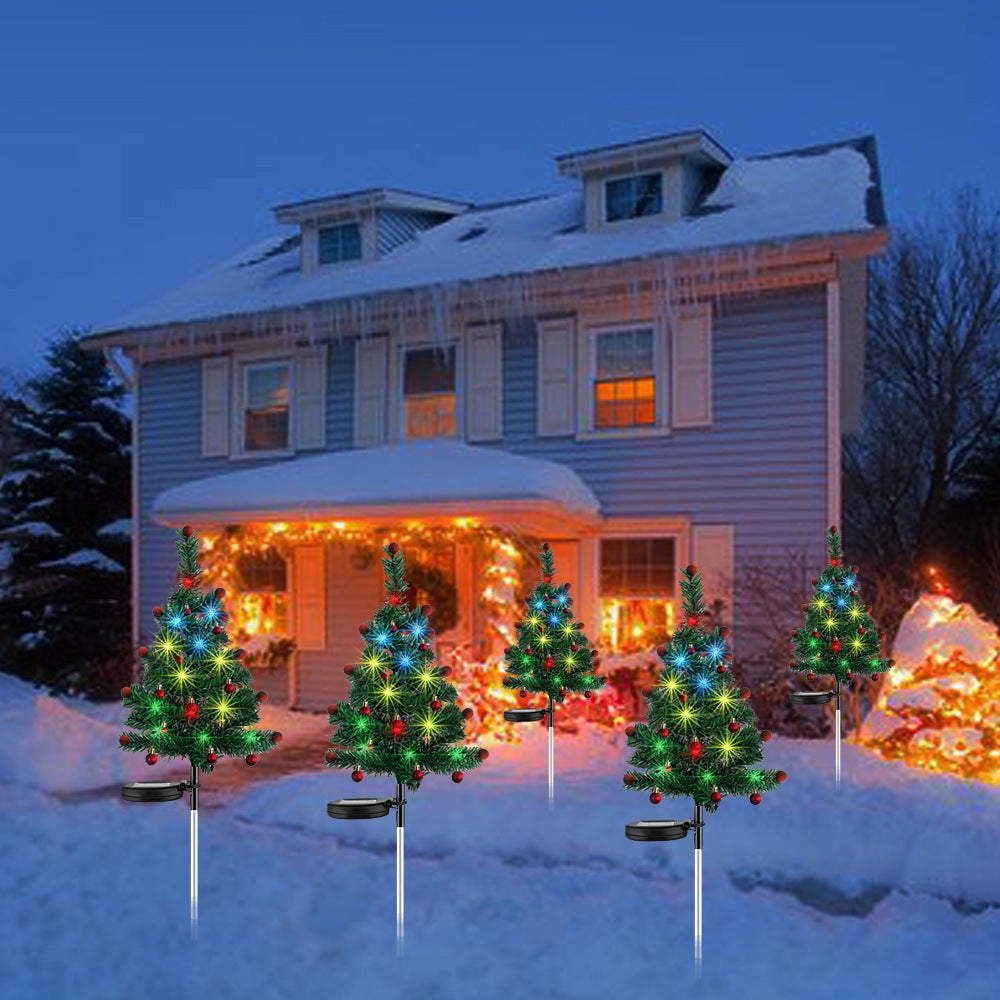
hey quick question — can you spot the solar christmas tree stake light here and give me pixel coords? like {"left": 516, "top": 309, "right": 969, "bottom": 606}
{"left": 622, "top": 565, "right": 785, "bottom": 975}
{"left": 501, "top": 543, "right": 607, "bottom": 808}
{"left": 325, "top": 542, "right": 486, "bottom": 954}
{"left": 788, "top": 527, "right": 894, "bottom": 788}
{"left": 118, "top": 525, "right": 281, "bottom": 936}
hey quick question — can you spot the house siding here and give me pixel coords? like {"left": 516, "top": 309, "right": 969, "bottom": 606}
{"left": 136, "top": 284, "right": 832, "bottom": 697}
{"left": 494, "top": 285, "right": 831, "bottom": 677}
{"left": 376, "top": 209, "right": 449, "bottom": 257}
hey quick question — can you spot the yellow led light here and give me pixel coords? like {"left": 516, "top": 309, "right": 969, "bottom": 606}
{"left": 813, "top": 597, "right": 828, "bottom": 610}
{"left": 417, "top": 714, "right": 442, "bottom": 738}
{"left": 375, "top": 683, "right": 401, "bottom": 707}
{"left": 822, "top": 617, "right": 838, "bottom": 630}
{"left": 537, "top": 633, "right": 549, "bottom": 646}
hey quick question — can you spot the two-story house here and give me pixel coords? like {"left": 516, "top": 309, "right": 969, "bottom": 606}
{"left": 82, "top": 129, "right": 887, "bottom": 710}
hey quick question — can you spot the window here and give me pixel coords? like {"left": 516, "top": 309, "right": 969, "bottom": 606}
{"left": 599, "top": 538, "right": 676, "bottom": 653}
{"left": 318, "top": 223, "right": 362, "bottom": 264}
{"left": 593, "top": 328, "right": 656, "bottom": 428}
{"left": 234, "top": 548, "right": 289, "bottom": 635}
{"left": 243, "top": 362, "right": 290, "bottom": 451}
{"left": 605, "top": 173, "right": 663, "bottom": 222}
{"left": 403, "top": 346, "right": 457, "bottom": 439}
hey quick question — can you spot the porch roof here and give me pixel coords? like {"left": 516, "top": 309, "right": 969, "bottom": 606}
{"left": 150, "top": 440, "right": 601, "bottom": 534}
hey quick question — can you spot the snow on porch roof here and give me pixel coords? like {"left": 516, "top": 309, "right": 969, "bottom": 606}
{"left": 150, "top": 441, "right": 602, "bottom": 529}
{"left": 93, "top": 136, "right": 884, "bottom": 336}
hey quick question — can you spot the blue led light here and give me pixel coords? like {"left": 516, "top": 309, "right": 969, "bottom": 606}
{"left": 707, "top": 642, "right": 725, "bottom": 660}
{"left": 533, "top": 599, "right": 547, "bottom": 610}
{"left": 843, "top": 576, "right": 856, "bottom": 589}
{"left": 190, "top": 636, "right": 208, "bottom": 652}
{"left": 557, "top": 593, "right": 569, "bottom": 605}
{"left": 836, "top": 597, "right": 847, "bottom": 608}
{"left": 372, "top": 628, "right": 393, "bottom": 647}
{"left": 201, "top": 603, "right": 221, "bottom": 623}
{"left": 549, "top": 614, "right": 561, "bottom": 626}
{"left": 671, "top": 651, "right": 688, "bottom": 668}
{"left": 167, "top": 613, "right": 187, "bottom": 630}
{"left": 696, "top": 673, "right": 713, "bottom": 691}
{"left": 396, "top": 653, "right": 415, "bottom": 674}
{"left": 407, "top": 617, "right": 429, "bottom": 638}
{"left": 820, "top": 583, "right": 832, "bottom": 593}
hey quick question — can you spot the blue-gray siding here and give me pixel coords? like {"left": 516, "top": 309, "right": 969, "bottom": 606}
{"left": 376, "top": 209, "right": 450, "bottom": 257}
{"left": 136, "top": 284, "right": 830, "bottom": 698}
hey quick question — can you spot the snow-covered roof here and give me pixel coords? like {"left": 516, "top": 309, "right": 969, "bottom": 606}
{"left": 150, "top": 441, "right": 601, "bottom": 527}
{"left": 94, "top": 137, "right": 884, "bottom": 335}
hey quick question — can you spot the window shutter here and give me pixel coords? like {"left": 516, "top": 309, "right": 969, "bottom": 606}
{"left": 465, "top": 324, "right": 502, "bottom": 442}
{"left": 354, "top": 336, "right": 388, "bottom": 447}
{"left": 202, "top": 356, "right": 230, "bottom": 456}
{"left": 537, "top": 317, "right": 576, "bottom": 436}
{"left": 295, "top": 344, "right": 327, "bottom": 450}
{"left": 293, "top": 545, "right": 326, "bottom": 651}
{"left": 691, "top": 524, "right": 733, "bottom": 626}
{"left": 671, "top": 304, "right": 712, "bottom": 428}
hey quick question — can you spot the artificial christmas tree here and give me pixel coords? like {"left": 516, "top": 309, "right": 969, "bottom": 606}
{"left": 325, "top": 541, "right": 485, "bottom": 950}
{"left": 119, "top": 525, "right": 281, "bottom": 934}
{"left": 500, "top": 542, "right": 607, "bottom": 807}
{"left": 622, "top": 565, "right": 784, "bottom": 972}
{"left": 788, "top": 526, "right": 893, "bottom": 786}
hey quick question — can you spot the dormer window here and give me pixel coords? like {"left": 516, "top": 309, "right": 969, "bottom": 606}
{"left": 604, "top": 173, "right": 663, "bottom": 222}
{"left": 317, "top": 223, "right": 362, "bottom": 264}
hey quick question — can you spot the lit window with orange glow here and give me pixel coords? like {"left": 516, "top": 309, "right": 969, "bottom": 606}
{"left": 403, "top": 345, "right": 457, "bottom": 440}
{"left": 234, "top": 547, "right": 289, "bottom": 636}
{"left": 593, "top": 328, "right": 656, "bottom": 429}
{"left": 598, "top": 537, "right": 675, "bottom": 653}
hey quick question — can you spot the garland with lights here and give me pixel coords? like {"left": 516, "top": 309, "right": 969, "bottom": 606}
{"left": 622, "top": 564, "right": 784, "bottom": 970}
{"left": 501, "top": 542, "right": 608, "bottom": 803}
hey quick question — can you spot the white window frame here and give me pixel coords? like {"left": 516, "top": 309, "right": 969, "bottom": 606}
{"left": 596, "top": 517, "right": 691, "bottom": 652}
{"left": 579, "top": 321, "right": 670, "bottom": 439}
{"left": 232, "top": 353, "right": 295, "bottom": 459}
{"left": 396, "top": 340, "right": 463, "bottom": 442}
{"left": 602, "top": 171, "right": 665, "bottom": 224}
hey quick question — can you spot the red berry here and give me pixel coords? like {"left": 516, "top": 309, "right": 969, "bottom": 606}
{"left": 811, "top": 578, "right": 818, "bottom": 585}
{"left": 801, "top": 604, "right": 808, "bottom": 611}
{"left": 872, "top": 674, "right": 880, "bottom": 681}
{"left": 808, "top": 673, "right": 815, "bottom": 680}
{"left": 717, "top": 665, "right": 727, "bottom": 674}
{"left": 421, "top": 604, "right": 432, "bottom": 616}
{"left": 623, "top": 772, "right": 635, "bottom": 785}
{"left": 325, "top": 750, "right": 337, "bottom": 764}
{"left": 224, "top": 683, "right": 235, "bottom": 694}
{"left": 710, "top": 791, "right": 722, "bottom": 803}
{"left": 328, "top": 704, "right": 338, "bottom": 715}
{"left": 361, "top": 705, "right": 371, "bottom": 715}
{"left": 584, "top": 691, "right": 592, "bottom": 699}
{"left": 625, "top": 725, "right": 636, "bottom": 737}
{"left": 729, "top": 722, "right": 739, "bottom": 732}
{"left": 272, "top": 732, "right": 283, "bottom": 744}
{"left": 256, "top": 691, "right": 267, "bottom": 703}
{"left": 571, "top": 644, "right": 578, "bottom": 652}
{"left": 518, "top": 690, "right": 527, "bottom": 698}
{"left": 154, "top": 689, "right": 165, "bottom": 699}
{"left": 431, "top": 700, "right": 441, "bottom": 710}
{"left": 451, "top": 771, "right": 464, "bottom": 783}
{"left": 791, "top": 630, "right": 798, "bottom": 637}
{"left": 659, "top": 727, "right": 669, "bottom": 737}
{"left": 776, "top": 771, "right": 787, "bottom": 782}
{"left": 145, "top": 753, "right": 157, "bottom": 765}
{"left": 344, "top": 665, "right": 355, "bottom": 676}
{"left": 740, "top": 689, "right": 751, "bottom": 700}
{"left": 152, "top": 606, "right": 163, "bottom": 617}
{"left": 440, "top": 667, "right": 452, "bottom": 678}
{"left": 541, "top": 543, "right": 550, "bottom": 552}
{"left": 649, "top": 792, "right": 662, "bottom": 804}
{"left": 235, "top": 648, "right": 246, "bottom": 660}
{"left": 181, "top": 525, "right": 193, "bottom": 537}
{"left": 119, "top": 733, "right": 130, "bottom": 746}
{"left": 412, "top": 768, "right": 423, "bottom": 781}
{"left": 761, "top": 731, "right": 771, "bottom": 742}
{"left": 387, "top": 542, "right": 399, "bottom": 555}
{"left": 749, "top": 793, "right": 762, "bottom": 805}
{"left": 419, "top": 643, "right": 428, "bottom": 651}
{"left": 121, "top": 686, "right": 132, "bottom": 698}
{"left": 543, "top": 575, "right": 552, "bottom": 583}
{"left": 686, "top": 564, "right": 697, "bottom": 575}
{"left": 462, "top": 708, "right": 474, "bottom": 721}
{"left": 137, "top": 646, "right": 148, "bottom": 658}
{"left": 846, "top": 672, "right": 853, "bottom": 680}
{"left": 214, "top": 588, "right": 225, "bottom": 600}
{"left": 206, "top": 753, "right": 217, "bottom": 764}
{"left": 719, "top": 628, "right": 730, "bottom": 638}
{"left": 352, "top": 769, "right": 363, "bottom": 782}
{"left": 641, "top": 686, "right": 653, "bottom": 698}
{"left": 213, "top": 626, "right": 222, "bottom": 634}
{"left": 478, "top": 749, "right": 489, "bottom": 761}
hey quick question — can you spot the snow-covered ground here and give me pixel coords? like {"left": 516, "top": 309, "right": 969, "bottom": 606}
{"left": 2, "top": 672, "right": 999, "bottom": 1000}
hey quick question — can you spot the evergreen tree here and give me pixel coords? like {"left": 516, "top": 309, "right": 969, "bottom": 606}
{"left": 119, "top": 526, "right": 281, "bottom": 772}
{"left": 501, "top": 542, "right": 607, "bottom": 706}
{"left": 623, "top": 565, "right": 785, "bottom": 811}
{"left": 789, "top": 526, "right": 893, "bottom": 686}
{"left": 0, "top": 330, "right": 130, "bottom": 696}
{"left": 325, "top": 542, "right": 486, "bottom": 789}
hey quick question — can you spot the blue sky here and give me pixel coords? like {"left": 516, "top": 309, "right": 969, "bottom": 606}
{"left": 1, "top": 0, "right": 994, "bottom": 379}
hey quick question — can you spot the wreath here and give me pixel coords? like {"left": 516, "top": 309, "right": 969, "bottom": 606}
{"left": 401, "top": 561, "right": 459, "bottom": 633}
